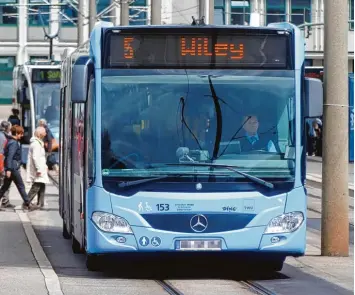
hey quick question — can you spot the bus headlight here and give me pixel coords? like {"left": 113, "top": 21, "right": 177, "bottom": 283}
{"left": 264, "top": 212, "right": 304, "bottom": 234}
{"left": 92, "top": 212, "right": 133, "bottom": 234}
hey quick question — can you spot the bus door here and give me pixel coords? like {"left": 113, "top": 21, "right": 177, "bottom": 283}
{"left": 71, "top": 102, "right": 85, "bottom": 245}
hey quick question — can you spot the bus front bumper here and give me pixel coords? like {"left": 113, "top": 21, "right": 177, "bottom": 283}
{"left": 85, "top": 218, "right": 306, "bottom": 257}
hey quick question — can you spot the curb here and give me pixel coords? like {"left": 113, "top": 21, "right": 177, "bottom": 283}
{"left": 16, "top": 210, "right": 64, "bottom": 295}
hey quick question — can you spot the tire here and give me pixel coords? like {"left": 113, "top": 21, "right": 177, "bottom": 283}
{"left": 259, "top": 258, "right": 285, "bottom": 272}
{"left": 86, "top": 254, "right": 101, "bottom": 271}
{"left": 62, "top": 221, "right": 71, "bottom": 239}
{"left": 72, "top": 235, "right": 83, "bottom": 254}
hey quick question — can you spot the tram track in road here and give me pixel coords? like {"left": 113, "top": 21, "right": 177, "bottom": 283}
{"left": 156, "top": 279, "right": 277, "bottom": 295}
{"left": 156, "top": 280, "right": 185, "bottom": 295}
{"left": 241, "top": 280, "right": 277, "bottom": 295}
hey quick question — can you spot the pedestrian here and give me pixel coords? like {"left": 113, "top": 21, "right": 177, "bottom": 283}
{"left": 38, "top": 118, "right": 59, "bottom": 172}
{"left": 26, "top": 126, "right": 49, "bottom": 208}
{"left": 8, "top": 108, "right": 20, "bottom": 126}
{"left": 313, "top": 120, "right": 322, "bottom": 157}
{"left": 0, "top": 125, "right": 38, "bottom": 210}
{"left": 0, "top": 121, "right": 15, "bottom": 209}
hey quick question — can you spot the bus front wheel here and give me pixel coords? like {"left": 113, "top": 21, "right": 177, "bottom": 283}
{"left": 86, "top": 254, "right": 101, "bottom": 271}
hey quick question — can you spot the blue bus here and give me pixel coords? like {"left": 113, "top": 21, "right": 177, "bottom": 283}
{"left": 59, "top": 22, "right": 323, "bottom": 271}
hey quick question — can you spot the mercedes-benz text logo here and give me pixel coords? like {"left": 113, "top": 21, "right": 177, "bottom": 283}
{"left": 190, "top": 214, "right": 208, "bottom": 232}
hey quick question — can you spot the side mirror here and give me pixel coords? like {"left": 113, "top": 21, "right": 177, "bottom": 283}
{"left": 71, "top": 56, "right": 93, "bottom": 103}
{"left": 304, "top": 77, "right": 323, "bottom": 118}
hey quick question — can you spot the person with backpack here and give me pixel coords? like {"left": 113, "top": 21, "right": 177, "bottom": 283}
{"left": 0, "top": 125, "right": 38, "bottom": 211}
{"left": 0, "top": 121, "right": 14, "bottom": 209}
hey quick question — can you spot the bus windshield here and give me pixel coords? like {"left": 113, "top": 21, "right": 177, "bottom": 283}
{"left": 32, "top": 83, "right": 60, "bottom": 138}
{"left": 101, "top": 69, "right": 296, "bottom": 181}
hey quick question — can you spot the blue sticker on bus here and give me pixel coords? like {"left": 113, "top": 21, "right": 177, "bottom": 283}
{"left": 139, "top": 236, "right": 149, "bottom": 246}
{"left": 151, "top": 237, "right": 161, "bottom": 247}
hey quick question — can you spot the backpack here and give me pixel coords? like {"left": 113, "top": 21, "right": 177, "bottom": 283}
{"left": 0, "top": 138, "right": 8, "bottom": 173}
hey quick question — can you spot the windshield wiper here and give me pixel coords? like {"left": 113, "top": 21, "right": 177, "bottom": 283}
{"left": 117, "top": 172, "right": 230, "bottom": 188}
{"left": 118, "top": 175, "right": 171, "bottom": 188}
{"left": 165, "top": 163, "right": 274, "bottom": 189}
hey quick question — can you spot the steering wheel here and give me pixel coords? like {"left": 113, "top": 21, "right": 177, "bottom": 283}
{"left": 108, "top": 141, "right": 145, "bottom": 169}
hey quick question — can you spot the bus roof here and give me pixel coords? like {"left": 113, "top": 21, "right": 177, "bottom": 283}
{"left": 103, "top": 24, "right": 292, "bottom": 33}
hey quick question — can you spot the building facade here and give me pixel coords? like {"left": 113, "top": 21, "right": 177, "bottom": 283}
{"left": 0, "top": 0, "right": 353, "bottom": 104}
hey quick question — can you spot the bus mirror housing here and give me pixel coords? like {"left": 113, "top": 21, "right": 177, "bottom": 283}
{"left": 304, "top": 77, "right": 323, "bottom": 118}
{"left": 71, "top": 57, "right": 93, "bottom": 103}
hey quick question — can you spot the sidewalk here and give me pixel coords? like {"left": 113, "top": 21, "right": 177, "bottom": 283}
{"left": 0, "top": 169, "right": 63, "bottom": 295}
{"left": 286, "top": 219, "right": 354, "bottom": 292}
{"left": 0, "top": 188, "right": 48, "bottom": 294}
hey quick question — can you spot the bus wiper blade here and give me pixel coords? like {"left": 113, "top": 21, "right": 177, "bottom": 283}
{"left": 118, "top": 173, "right": 227, "bottom": 188}
{"left": 165, "top": 163, "right": 274, "bottom": 189}
{"left": 118, "top": 176, "right": 171, "bottom": 188}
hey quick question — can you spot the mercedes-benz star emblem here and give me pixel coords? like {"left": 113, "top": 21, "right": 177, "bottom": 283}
{"left": 190, "top": 214, "right": 208, "bottom": 232}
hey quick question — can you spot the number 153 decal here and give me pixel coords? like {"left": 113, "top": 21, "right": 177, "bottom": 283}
{"left": 156, "top": 204, "right": 169, "bottom": 211}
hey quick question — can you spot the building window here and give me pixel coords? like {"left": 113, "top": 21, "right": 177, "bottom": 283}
{"left": 231, "top": 1, "right": 250, "bottom": 25}
{"left": 129, "top": 0, "right": 147, "bottom": 25}
{"left": 0, "top": 0, "right": 18, "bottom": 25}
{"left": 61, "top": 0, "right": 77, "bottom": 26}
{"left": 290, "top": 0, "right": 311, "bottom": 26}
{"left": 214, "top": 0, "right": 225, "bottom": 25}
{"left": 266, "top": 0, "right": 286, "bottom": 24}
{"left": 0, "top": 57, "right": 15, "bottom": 105}
{"left": 350, "top": 0, "right": 354, "bottom": 30}
{"left": 28, "top": 0, "right": 50, "bottom": 26}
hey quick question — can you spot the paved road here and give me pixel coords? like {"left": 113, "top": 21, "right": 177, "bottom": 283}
{"left": 307, "top": 157, "right": 354, "bottom": 185}
{"left": 21, "top": 179, "right": 352, "bottom": 295}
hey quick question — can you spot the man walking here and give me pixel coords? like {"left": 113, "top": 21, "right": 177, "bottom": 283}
{"left": 0, "top": 121, "right": 14, "bottom": 208}
{"left": 26, "top": 126, "right": 49, "bottom": 208}
{"left": 0, "top": 125, "right": 38, "bottom": 211}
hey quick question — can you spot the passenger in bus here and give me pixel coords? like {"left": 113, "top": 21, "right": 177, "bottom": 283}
{"left": 38, "top": 119, "right": 59, "bottom": 172}
{"left": 44, "top": 90, "right": 60, "bottom": 123}
{"left": 0, "top": 125, "right": 39, "bottom": 211}
{"left": 8, "top": 108, "right": 20, "bottom": 127}
{"left": 26, "top": 126, "right": 49, "bottom": 208}
{"left": 0, "top": 121, "right": 14, "bottom": 209}
{"left": 239, "top": 115, "right": 278, "bottom": 153}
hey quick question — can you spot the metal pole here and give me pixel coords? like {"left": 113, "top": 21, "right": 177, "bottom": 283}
{"left": 89, "top": 0, "right": 97, "bottom": 34}
{"left": 199, "top": 0, "right": 205, "bottom": 20}
{"left": 321, "top": 0, "right": 349, "bottom": 256}
{"left": 151, "top": 0, "right": 161, "bottom": 25}
{"left": 208, "top": 0, "right": 214, "bottom": 24}
{"left": 77, "top": 0, "right": 84, "bottom": 45}
{"left": 49, "top": 38, "right": 53, "bottom": 61}
{"left": 120, "top": 0, "right": 129, "bottom": 26}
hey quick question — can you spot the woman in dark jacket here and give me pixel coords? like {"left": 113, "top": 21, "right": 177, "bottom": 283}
{"left": 0, "top": 125, "right": 38, "bottom": 210}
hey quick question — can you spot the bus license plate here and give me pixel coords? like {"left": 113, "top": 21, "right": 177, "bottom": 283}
{"left": 178, "top": 240, "right": 222, "bottom": 251}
